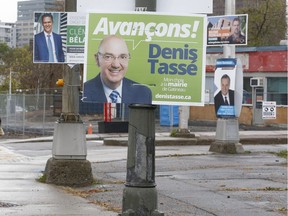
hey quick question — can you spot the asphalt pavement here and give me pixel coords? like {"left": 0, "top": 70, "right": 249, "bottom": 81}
{"left": 0, "top": 126, "right": 287, "bottom": 216}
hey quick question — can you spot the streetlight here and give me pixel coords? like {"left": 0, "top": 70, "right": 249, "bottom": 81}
{"left": 7, "top": 68, "right": 17, "bottom": 115}
{"left": 9, "top": 68, "right": 17, "bottom": 96}
{"left": 9, "top": 69, "right": 12, "bottom": 96}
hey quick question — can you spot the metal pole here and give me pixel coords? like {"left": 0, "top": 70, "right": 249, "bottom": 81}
{"left": 7, "top": 69, "right": 13, "bottom": 125}
{"left": 210, "top": 0, "right": 244, "bottom": 154}
{"left": 135, "top": 0, "right": 156, "bottom": 11}
{"left": 61, "top": 0, "right": 80, "bottom": 121}
{"left": 22, "top": 93, "right": 25, "bottom": 135}
{"left": 9, "top": 69, "right": 12, "bottom": 96}
{"left": 65, "top": 0, "right": 77, "bottom": 11}
{"left": 223, "top": 0, "right": 236, "bottom": 58}
{"left": 43, "top": 92, "right": 46, "bottom": 136}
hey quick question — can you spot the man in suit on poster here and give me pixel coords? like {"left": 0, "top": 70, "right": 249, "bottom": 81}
{"left": 214, "top": 74, "right": 234, "bottom": 117}
{"left": 34, "top": 13, "right": 65, "bottom": 63}
{"left": 227, "top": 17, "right": 246, "bottom": 44}
{"left": 83, "top": 35, "right": 152, "bottom": 104}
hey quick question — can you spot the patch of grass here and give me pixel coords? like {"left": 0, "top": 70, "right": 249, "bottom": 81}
{"left": 36, "top": 174, "right": 47, "bottom": 183}
{"left": 170, "top": 129, "right": 177, "bottom": 137}
{"left": 92, "top": 179, "right": 104, "bottom": 185}
{"left": 276, "top": 150, "right": 288, "bottom": 159}
{"left": 277, "top": 207, "right": 287, "bottom": 213}
{"left": 259, "top": 187, "right": 287, "bottom": 191}
{"left": 222, "top": 187, "right": 287, "bottom": 191}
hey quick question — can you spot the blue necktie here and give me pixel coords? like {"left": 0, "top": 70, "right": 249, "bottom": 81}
{"left": 47, "top": 35, "right": 54, "bottom": 62}
{"left": 109, "top": 90, "right": 120, "bottom": 103}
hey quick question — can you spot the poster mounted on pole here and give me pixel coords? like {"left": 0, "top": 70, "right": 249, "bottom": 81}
{"left": 33, "top": 12, "right": 86, "bottom": 64}
{"left": 83, "top": 12, "right": 207, "bottom": 106}
{"left": 207, "top": 14, "right": 248, "bottom": 46}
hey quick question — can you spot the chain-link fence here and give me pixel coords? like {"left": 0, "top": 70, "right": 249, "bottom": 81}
{"left": 0, "top": 93, "right": 126, "bottom": 136}
{"left": 0, "top": 92, "right": 286, "bottom": 136}
{"left": 0, "top": 93, "right": 60, "bottom": 136}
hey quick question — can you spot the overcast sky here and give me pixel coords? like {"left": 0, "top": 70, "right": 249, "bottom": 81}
{"left": 0, "top": 0, "right": 19, "bottom": 22}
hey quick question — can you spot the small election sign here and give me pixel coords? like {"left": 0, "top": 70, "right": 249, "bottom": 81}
{"left": 262, "top": 101, "right": 276, "bottom": 119}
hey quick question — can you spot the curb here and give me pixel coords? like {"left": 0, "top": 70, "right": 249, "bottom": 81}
{"left": 103, "top": 136, "right": 288, "bottom": 146}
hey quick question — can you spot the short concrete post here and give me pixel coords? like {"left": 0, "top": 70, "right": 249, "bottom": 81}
{"left": 120, "top": 104, "right": 164, "bottom": 216}
{"left": 44, "top": 64, "right": 93, "bottom": 187}
{"left": 209, "top": 118, "right": 244, "bottom": 154}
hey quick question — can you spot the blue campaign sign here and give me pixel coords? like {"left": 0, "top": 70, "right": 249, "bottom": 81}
{"left": 217, "top": 105, "right": 235, "bottom": 118}
{"left": 216, "top": 58, "right": 237, "bottom": 68}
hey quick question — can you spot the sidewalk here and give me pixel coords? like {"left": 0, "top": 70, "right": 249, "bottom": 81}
{"left": 0, "top": 130, "right": 287, "bottom": 215}
{"left": 0, "top": 143, "right": 118, "bottom": 216}
{"left": 1, "top": 130, "right": 287, "bottom": 145}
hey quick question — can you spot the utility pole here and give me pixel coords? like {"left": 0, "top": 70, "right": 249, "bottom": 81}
{"left": 44, "top": 0, "right": 93, "bottom": 187}
{"left": 157, "top": 1, "right": 195, "bottom": 138}
{"left": 209, "top": 0, "right": 245, "bottom": 154}
{"left": 223, "top": 0, "right": 236, "bottom": 58}
{"left": 61, "top": 0, "right": 81, "bottom": 119}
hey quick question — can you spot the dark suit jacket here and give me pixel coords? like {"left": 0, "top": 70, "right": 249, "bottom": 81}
{"left": 214, "top": 89, "right": 234, "bottom": 117}
{"left": 34, "top": 32, "right": 65, "bottom": 63}
{"left": 83, "top": 74, "right": 152, "bottom": 104}
{"left": 227, "top": 34, "right": 246, "bottom": 44}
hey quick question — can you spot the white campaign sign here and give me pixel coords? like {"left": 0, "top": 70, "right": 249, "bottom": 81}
{"left": 262, "top": 101, "right": 276, "bottom": 119}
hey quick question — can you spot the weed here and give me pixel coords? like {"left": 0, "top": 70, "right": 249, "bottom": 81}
{"left": 170, "top": 129, "right": 177, "bottom": 137}
{"left": 36, "top": 174, "right": 47, "bottom": 183}
{"left": 276, "top": 150, "right": 288, "bottom": 159}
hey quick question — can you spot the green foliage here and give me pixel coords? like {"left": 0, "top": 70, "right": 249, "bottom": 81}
{"left": 237, "top": 0, "right": 287, "bottom": 46}
{"left": 170, "top": 129, "right": 177, "bottom": 137}
{"left": 0, "top": 44, "right": 64, "bottom": 94}
{"left": 0, "top": 43, "right": 10, "bottom": 60}
{"left": 37, "top": 174, "right": 47, "bottom": 183}
{"left": 276, "top": 150, "right": 288, "bottom": 159}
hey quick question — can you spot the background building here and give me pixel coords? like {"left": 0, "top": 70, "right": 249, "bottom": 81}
{"left": 0, "top": 22, "right": 17, "bottom": 48}
{"left": 213, "top": 0, "right": 272, "bottom": 15}
{"left": 16, "top": 0, "right": 64, "bottom": 47}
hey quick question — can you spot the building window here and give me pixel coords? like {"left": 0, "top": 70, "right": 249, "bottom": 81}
{"left": 205, "top": 76, "right": 217, "bottom": 103}
{"left": 267, "top": 77, "right": 287, "bottom": 105}
{"left": 243, "top": 77, "right": 252, "bottom": 104}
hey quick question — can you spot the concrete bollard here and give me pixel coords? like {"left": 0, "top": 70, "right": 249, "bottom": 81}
{"left": 120, "top": 104, "right": 164, "bottom": 216}
{"left": 209, "top": 118, "right": 244, "bottom": 154}
{"left": 0, "top": 118, "right": 4, "bottom": 136}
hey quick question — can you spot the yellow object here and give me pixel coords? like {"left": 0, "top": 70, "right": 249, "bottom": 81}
{"left": 56, "top": 79, "right": 64, "bottom": 87}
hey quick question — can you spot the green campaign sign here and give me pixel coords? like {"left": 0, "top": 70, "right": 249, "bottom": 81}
{"left": 67, "top": 25, "right": 85, "bottom": 46}
{"left": 84, "top": 12, "right": 207, "bottom": 106}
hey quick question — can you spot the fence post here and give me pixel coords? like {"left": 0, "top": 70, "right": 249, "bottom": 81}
{"left": 22, "top": 93, "right": 25, "bottom": 135}
{"left": 43, "top": 93, "right": 46, "bottom": 136}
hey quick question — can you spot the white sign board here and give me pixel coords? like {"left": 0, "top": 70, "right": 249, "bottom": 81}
{"left": 157, "top": 0, "right": 213, "bottom": 14}
{"left": 262, "top": 101, "right": 276, "bottom": 119}
{"left": 77, "top": 0, "right": 135, "bottom": 12}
